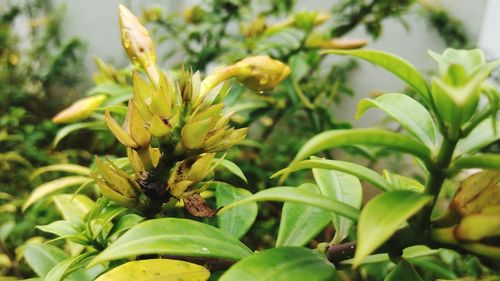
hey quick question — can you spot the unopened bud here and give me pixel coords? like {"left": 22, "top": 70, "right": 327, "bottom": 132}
{"left": 234, "top": 56, "right": 291, "bottom": 92}
{"left": 53, "top": 95, "right": 106, "bottom": 124}
{"left": 183, "top": 5, "right": 205, "bottom": 24}
{"left": 95, "top": 157, "right": 140, "bottom": 208}
{"left": 118, "top": 5, "right": 159, "bottom": 83}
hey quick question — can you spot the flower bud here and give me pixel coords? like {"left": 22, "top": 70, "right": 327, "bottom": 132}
{"left": 52, "top": 95, "right": 106, "bottom": 124}
{"left": 183, "top": 5, "right": 205, "bottom": 24}
{"left": 94, "top": 157, "right": 141, "bottom": 208}
{"left": 431, "top": 170, "right": 500, "bottom": 259}
{"left": 234, "top": 56, "right": 291, "bottom": 92}
{"left": 240, "top": 16, "right": 266, "bottom": 38}
{"left": 118, "top": 5, "right": 159, "bottom": 83}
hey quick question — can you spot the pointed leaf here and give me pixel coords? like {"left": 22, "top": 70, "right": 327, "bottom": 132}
{"left": 356, "top": 93, "right": 437, "bottom": 148}
{"left": 53, "top": 194, "right": 95, "bottom": 224}
{"left": 23, "top": 177, "right": 90, "bottom": 211}
{"left": 322, "top": 49, "right": 431, "bottom": 106}
{"left": 384, "top": 260, "right": 423, "bottom": 281}
{"left": 30, "top": 164, "right": 91, "bottom": 180}
{"left": 37, "top": 220, "right": 79, "bottom": 238}
{"left": 46, "top": 252, "right": 97, "bottom": 281}
{"left": 215, "top": 183, "right": 257, "bottom": 239}
{"left": 52, "top": 121, "right": 106, "bottom": 148}
{"left": 455, "top": 118, "right": 500, "bottom": 157}
{"left": 24, "top": 244, "right": 68, "bottom": 278}
{"left": 220, "top": 247, "right": 340, "bottom": 281}
{"left": 450, "top": 153, "right": 500, "bottom": 172}
{"left": 90, "top": 218, "right": 252, "bottom": 266}
{"left": 219, "top": 187, "right": 360, "bottom": 221}
{"left": 290, "top": 129, "right": 432, "bottom": 168}
{"left": 274, "top": 158, "right": 390, "bottom": 191}
{"left": 276, "top": 183, "right": 331, "bottom": 247}
{"left": 215, "top": 158, "right": 248, "bottom": 183}
{"left": 354, "top": 190, "right": 432, "bottom": 267}
{"left": 95, "top": 259, "right": 209, "bottom": 281}
{"left": 313, "top": 169, "right": 362, "bottom": 243}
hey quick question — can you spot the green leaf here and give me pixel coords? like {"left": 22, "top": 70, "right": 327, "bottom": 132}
{"left": 0, "top": 221, "right": 15, "bottom": 243}
{"left": 273, "top": 158, "right": 390, "bottom": 191}
{"left": 215, "top": 183, "right": 257, "bottom": 239}
{"left": 450, "top": 153, "right": 500, "bottom": 172}
{"left": 354, "top": 190, "right": 432, "bottom": 267}
{"left": 455, "top": 118, "right": 500, "bottom": 157}
{"left": 312, "top": 169, "right": 362, "bottom": 243}
{"left": 322, "top": 49, "right": 431, "bottom": 106}
{"left": 30, "top": 164, "right": 91, "bottom": 180}
{"left": 408, "top": 256, "right": 457, "bottom": 280}
{"left": 289, "top": 129, "right": 432, "bottom": 169}
{"left": 383, "top": 170, "right": 425, "bottom": 192}
{"left": 89, "top": 218, "right": 252, "bottom": 266}
{"left": 52, "top": 121, "right": 106, "bottom": 148}
{"left": 88, "top": 203, "right": 127, "bottom": 239}
{"left": 94, "top": 259, "right": 210, "bottom": 281}
{"left": 341, "top": 245, "right": 440, "bottom": 266}
{"left": 276, "top": 183, "right": 331, "bottom": 247}
{"left": 220, "top": 247, "right": 339, "bottom": 281}
{"left": 23, "top": 177, "right": 91, "bottom": 211}
{"left": 219, "top": 187, "right": 360, "bottom": 221}
{"left": 384, "top": 260, "right": 423, "bottom": 281}
{"left": 107, "top": 214, "right": 144, "bottom": 241}
{"left": 214, "top": 158, "right": 247, "bottom": 183}
{"left": 356, "top": 93, "right": 437, "bottom": 148}
{"left": 24, "top": 244, "right": 68, "bottom": 278}
{"left": 46, "top": 252, "right": 97, "bottom": 281}
{"left": 53, "top": 194, "right": 95, "bottom": 224}
{"left": 37, "top": 220, "right": 79, "bottom": 238}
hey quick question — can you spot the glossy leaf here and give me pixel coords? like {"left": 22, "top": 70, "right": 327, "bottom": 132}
{"left": 322, "top": 49, "right": 431, "bottom": 106}
{"left": 30, "top": 164, "right": 91, "bottom": 180}
{"left": 354, "top": 190, "right": 432, "bottom": 267}
{"left": 53, "top": 194, "right": 95, "bottom": 224}
{"left": 95, "top": 259, "right": 209, "bottom": 281}
{"left": 455, "top": 118, "right": 500, "bottom": 157}
{"left": 273, "top": 158, "right": 390, "bottom": 191}
{"left": 215, "top": 158, "right": 248, "bottom": 183}
{"left": 383, "top": 170, "right": 425, "bottom": 192}
{"left": 23, "top": 177, "right": 90, "bottom": 211}
{"left": 215, "top": 183, "right": 257, "bottom": 239}
{"left": 450, "top": 153, "right": 500, "bottom": 172}
{"left": 219, "top": 247, "right": 339, "bottom": 281}
{"left": 90, "top": 218, "right": 252, "bottom": 266}
{"left": 107, "top": 213, "right": 144, "bottom": 241}
{"left": 37, "top": 220, "right": 78, "bottom": 238}
{"left": 52, "top": 121, "right": 106, "bottom": 148}
{"left": 46, "top": 252, "right": 97, "bottom": 281}
{"left": 313, "top": 169, "right": 362, "bottom": 243}
{"left": 219, "top": 187, "right": 360, "bottom": 221}
{"left": 384, "top": 260, "right": 423, "bottom": 281}
{"left": 276, "top": 183, "right": 331, "bottom": 246}
{"left": 290, "top": 129, "right": 432, "bottom": 168}
{"left": 24, "top": 244, "right": 68, "bottom": 278}
{"left": 356, "top": 93, "right": 437, "bottom": 148}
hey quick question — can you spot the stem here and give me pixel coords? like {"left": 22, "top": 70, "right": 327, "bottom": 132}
{"left": 416, "top": 136, "right": 458, "bottom": 231}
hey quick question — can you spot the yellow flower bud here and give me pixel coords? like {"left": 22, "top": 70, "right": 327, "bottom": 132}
{"left": 52, "top": 95, "right": 106, "bottom": 124}
{"left": 183, "top": 5, "right": 205, "bottom": 24}
{"left": 431, "top": 170, "right": 500, "bottom": 259}
{"left": 240, "top": 16, "right": 266, "bottom": 38}
{"left": 118, "top": 5, "right": 159, "bottom": 83}
{"left": 234, "top": 56, "right": 291, "bottom": 92}
{"left": 95, "top": 157, "right": 141, "bottom": 208}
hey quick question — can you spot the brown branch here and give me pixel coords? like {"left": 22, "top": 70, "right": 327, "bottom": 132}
{"left": 326, "top": 242, "right": 356, "bottom": 265}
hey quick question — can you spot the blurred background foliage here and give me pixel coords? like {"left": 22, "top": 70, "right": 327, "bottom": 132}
{"left": 1, "top": 0, "right": 486, "bottom": 279}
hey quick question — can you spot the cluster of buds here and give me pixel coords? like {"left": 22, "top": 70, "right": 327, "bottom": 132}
{"left": 431, "top": 170, "right": 500, "bottom": 260}
{"left": 429, "top": 49, "right": 500, "bottom": 140}
{"left": 93, "top": 5, "right": 290, "bottom": 216}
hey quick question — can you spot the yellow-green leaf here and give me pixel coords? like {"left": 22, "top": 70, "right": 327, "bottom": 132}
{"left": 23, "top": 177, "right": 90, "bottom": 211}
{"left": 95, "top": 259, "right": 209, "bottom": 281}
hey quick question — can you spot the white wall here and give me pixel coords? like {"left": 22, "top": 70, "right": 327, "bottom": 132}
{"left": 56, "top": 0, "right": 488, "bottom": 125}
